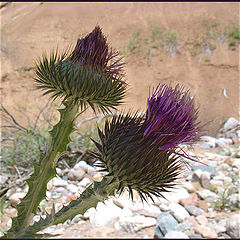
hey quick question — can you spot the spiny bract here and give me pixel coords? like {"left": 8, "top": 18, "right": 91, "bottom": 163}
{"left": 34, "top": 26, "right": 126, "bottom": 113}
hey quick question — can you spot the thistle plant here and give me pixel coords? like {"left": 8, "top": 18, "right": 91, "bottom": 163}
{"left": 3, "top": 26, "right": 206, "bottom": 239}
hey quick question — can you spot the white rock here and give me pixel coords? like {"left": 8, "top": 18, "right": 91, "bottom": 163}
{"left": 74, "top": 161, "right": 88, "bottom": 172}
{"left": 160, "top": 187, "right": 189, "bottom": 203}
{"left": 119, "top": 207, "right": 134, "bottom": 218}
{"left": 200, "top": 136, "right": 217, "bottom": 148}
{"left": 52, "top": 177, "right": 68, "bottom": 187}
{"left": 220, "top": 117, "right": 240, "bottom": 133}
{"left": 78, "top": 178, "right": 92, "bottom": 187}
{"left": 196, "top": 189, "right": 219, "bottom": 202}
{"left": 233, "top": 159, "right": 240, "bottom": 168}
{"left": 0, "top": 175, "right": 8, "bottom": 185}
{"left": 9, "top": 192, "right": 26, "bottom": 206}
{"left": 159, "top": 203, "right": 170, "bottom": 211}
{"left": 164, "top": 230, "right": 189, "bottom": 239}
{"left": 182, "top": 181, "right": 195, "bottom": 193}
{"left": 168, "top": 202, "right": 190, "bottom": 223}
{"left": 67, "top": 184, "right": 79, "bottom": 194}
{"left": 83, "top": 207, "right": 96, "bottom": 219}
{"left": 89, "top": 200, "right": 123, "bottom": 228}
{"left": 117, "top": 215, "right": 157, "bottom": 233}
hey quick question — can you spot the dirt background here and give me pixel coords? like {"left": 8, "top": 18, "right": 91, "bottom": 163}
{"left": 1, "top": 2, "right": 239, "bottom": 136}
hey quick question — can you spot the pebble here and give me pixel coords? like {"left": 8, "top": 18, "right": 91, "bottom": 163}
{"left": 116, "top": 215, "right": 156, "bottom": 233}
{"left": 220, "top": 117, "right": 240, "bottom": 133}
{"left": 228, "top": 194, "right": 240, "bottom": 207}
{"left": 175, "top": 220, "right": 192, "bottom": 232}
{"left": 0, "top": 175, "right": 8, "bottom": 185}
{"left": 51, "top": 177, "right": 68, "bottom": 187}
{"left": 155, "top": 212, "right": 178, "bottom": 235}
{"left": 78, "top": 177, "right": 92, "bottom": 187}
{"left": 179, "top": 195, "right": 198, "bottom": 206}
{"left": 196, "top": 215, "right": 208, "bottom": 226}
{"left": 89, "top": 200, "right": 122, "bottom": 228}
{"left": 226, "top": 214, "right": 240, "bottom": 238}
{"left": 196, "top": 189, "right": 219, "bottom": 202}
{"left": 73, "top": 161, "right": 88, "bottom": 172}
{"left": 184, "top": 205, "right": 204, "bottom": 216}
{"left": 200, "top": 173, "right": 210, "bottom": 188}
{"left": 67, "top": 183, "right": 79, "bottom": 194}
{"left": 182, "top": 181, "right": 195, "bottom": 193}
{"left": 8, "top": 192, "right": 26, "bottom": 207}
{"left": 194, "top": 225, "right": 218, "bottom": 238}
{"left": 192, "top": 164, "right": 217, "bottom": 177}
{"left": 67, "top": 169, "right": 85, "bottom": 181}
{"left": 161, "top": 187, "right": 189, "bottom": 203}
{"left": 159, "top": 203, "right": 169, "bottom": 211}
{"left": 164, "top": 230, "right": 189, "bottom": 239}
{"left": 168, "top": 202, "right": 190, "bottom": 223}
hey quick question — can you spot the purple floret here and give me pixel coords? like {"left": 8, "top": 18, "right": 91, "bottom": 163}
{"left": 143, "top": 84, "right": 205, "bottom": 150}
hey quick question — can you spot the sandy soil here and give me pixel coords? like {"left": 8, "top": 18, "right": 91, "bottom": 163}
{"left": 1, "top": 2, "right": 239, "bottom": 136}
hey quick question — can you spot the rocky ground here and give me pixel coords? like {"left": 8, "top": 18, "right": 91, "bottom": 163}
{"left": 0, "top": 117, "right": 239, "bottom": 239}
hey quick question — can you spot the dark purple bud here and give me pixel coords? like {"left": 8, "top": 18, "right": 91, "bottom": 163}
{"left": 70, "top": 25, "right": 124, "bottom": 78}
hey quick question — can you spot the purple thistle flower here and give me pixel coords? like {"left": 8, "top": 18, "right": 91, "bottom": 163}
{"left": 143, "top": 84, "right": 205, "bottom": 150}
{"left": 70, "top": 25, "right": 125, "bottom": 78}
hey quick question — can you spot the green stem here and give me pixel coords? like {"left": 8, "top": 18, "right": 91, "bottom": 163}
{"left": 4, "top": 103, "right": 80, "bottom": 238}
{"left": 19, "top": 177, "right": 119, "bottom": 238}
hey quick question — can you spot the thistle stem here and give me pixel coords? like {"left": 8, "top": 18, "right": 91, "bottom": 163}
{"left": 18, "top": 178, "right": 119, "bottom": 238}
{"left": 5, "top": 103, "right": 80, "bottom": 238}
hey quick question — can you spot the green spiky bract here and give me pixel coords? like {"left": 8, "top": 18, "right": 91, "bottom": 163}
{"left": 90, "top": 112, "right": 185, "bottom": 203}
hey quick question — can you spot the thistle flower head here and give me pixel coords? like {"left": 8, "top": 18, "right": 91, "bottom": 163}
{"left": 144, "top": 84, "right": 204, "bottom": 150}
{"left": 91, "top": 84, "right": 206, "bottom": 202}
{"left": 34, "top": 26, "right": 126, "bottom": 113}
{"left": 91, "top": 112, "right": 184, "bottom": 202}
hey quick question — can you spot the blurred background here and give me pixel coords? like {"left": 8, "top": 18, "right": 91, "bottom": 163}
{"left": 1, "top": 2, "right": 239, "bottom": 136}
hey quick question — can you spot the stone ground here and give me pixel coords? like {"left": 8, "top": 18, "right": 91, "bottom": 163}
{"left": 1, "top": 117, "right": 239, "bottom": 239}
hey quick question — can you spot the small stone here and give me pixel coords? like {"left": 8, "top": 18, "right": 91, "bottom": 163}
{"left": 159, "top": 203, "right": 169, "bottom": 211}
{"left": 226, "top": 214, "right": 240, "bottom": 238}
{"left": 0, "top": 175, "right": 8, "bottom": 185}
{"left": 224, "top": 157, "right": 235, "bottom": 166}
{"left": 56, "top": 167, "right": 63, "bottom": 176}
{"left": 164, "top": 230, "right": 189, "bottom": 239}
{"left": 67, "top": 183, "right": 79, "bottom": 194}
{"left": 156, "top": 212, "right": 178, "bottom": 235}
{"left": 192, "top": 165, "right": 217, "bottom": 177}
{"left": 78, "top": 177, "right": 92, "bottom": 187}
{"left": 194, "top": 225, "right": 218, "bottom": 238}
{"left": 169, "top": 202, "right": 190, "bottom": 223}
{"left": 74, "top": 161, "right": 88, "bottom": 172}
{"left": 196, "top": 215, "right": 208, "bottom": 226}
{"left": 179, "top": 195, "right": 198, "bottom": 207}
{"left": 3, "top": 208, "right": 17, "bottom": 217}
{"left": 184, "top": 205, "right": 204, "bottom": 216}
{"left": 200, "top": 173, "right": 210, "bottom": 189}
{"left": 175, "top": 220, "right": 191, "bottom": 232}
{"left": 220, "top": 117, "right": 240, "bottom": 133}
{"left": 117, "top": 215, "right": 156, "bottom": 233}
{"left": 67, "top": 169, "right": 85, "bottom": 181}
{"left": 198, "top": 200, "right": 209, "bottom": 211}
{"left": 90, "top": 200, "right": 122, "bottom": 228}
{"left": 161, "top": 187, "right": 189, "bottom": 203}
{"left": 196, "top": 189, "right": 219, "bottom": 202}
{"left": 8, "top": 192, "right": 26, "bottom": 207}
{"left": 52, "top": 177, "right": 68, "bottom": 187}
{"left": 154, "top": 226, "right": 164, "bottom": 239}
{"left": 216, "top": 163, "right": 231, "bottom": 172}
{"left": 228, "top": 194, "right": 240, "bottom": 207}
{"left": 182, "top": 182, "right": 195, "bottom": 193}
{"left": 83, "top": 207, "right": 96, "bottom": 219}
